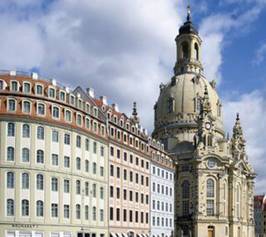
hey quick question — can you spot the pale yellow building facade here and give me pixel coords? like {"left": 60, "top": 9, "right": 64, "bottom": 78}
{"left": 0, "top": 74, "right": 109, "bottom": 237}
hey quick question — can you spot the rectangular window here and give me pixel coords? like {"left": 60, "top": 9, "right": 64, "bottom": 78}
{"left": 110, "top": 207, "right": 113, "bottom": 220}
{"left": 64, "top": 156, "right": 70, "bottom": 168}
{"left": 64, "top": 180, "right": 70, "bottom": 193}
{"left": 93, "top": 142, "right": 97, "bottom": 154}
{"left": 116, "top": 208, "right": 120, "bottom": 221}
{"left": 51, "top": 203, "right": 58, "bottom": 217}
{"left": 64, "top": 205, "right": 69, "bottom": 219}
{"left": 52, "top": 130, "right": 59, "bottom": 142}
{"left": 64, "top": 134, "right": 70, "bottom": 145}
{"left": 52, "top": 154, "right": 58, "bottom": 166}
{"left": 123, "top": 209, "right": 127, "bottom": 222}
{"left": 207, "top": 200, "right": 215, "bottom": 216}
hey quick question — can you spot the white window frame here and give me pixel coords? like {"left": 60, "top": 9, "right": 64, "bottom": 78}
{"left": 23, "top": 81, "right": 31, "bottom": 94}
{"left": 36, "top": 102, "right": 46, "bottom": 116}
{"left": 35, "top": 83, "right": 44, "bottom": 96}
{"left": 22, "top": 100, "right": 31, "bottom": 114}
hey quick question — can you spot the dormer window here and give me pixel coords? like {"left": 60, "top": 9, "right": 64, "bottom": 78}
{"left": 22, "top": 100, "right": 31, "bottom": 113}
{"left": 11, "top": 81, "right": 19, "bottom": 91}
{"left": 107, "top": 113, "right": 111, "bottom": 119}
{"left": 114, "top": 116, "right": 117, "bottom": 123}
{"left": 52, "top": 106, "right": 60, "bottom": 119}
{"left": 70, "top": 95, "right": 75, "bottom": 105}
{"left": 23, "top": 82, "right": 31, "bottom": 94}
{"left": 37, "top": 103, "right": 45, "bottom": 116}
{"left": 86, "top": 103, "right": 90, "bottom": 113}
{"left": 120, "top": 120, "right": 124, "bottom": 127}
{"left": 59, "top": 91, "right": 66, "bottom": 101}
{"left": 49, "top": 87, "right": 56, "bottom": 98}
{"left": 65, "top": 110, "right": 72, "bottom": 122}
{"left": 78, "top": 99, "right": 82, "bottom": 109}
{"left": 8, "top": 98, "right": 16, "bottom": 111}
{"left": 86, "top": 117, "right": 90, "bottom": 129}
{"left": 77, "top": 114, "right": 82, "bottom": 126}
{"left": 36, "top": 85, "right": 43, "bottom": 95}
{"left": 94, "top": 107, "right": 98, "bottom": 117}
{"left": 0, "top": 80, "right": 4, "bottom": 90}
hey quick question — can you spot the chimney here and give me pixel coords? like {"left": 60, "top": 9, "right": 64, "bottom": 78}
{"left": 86, "top": 88, "right": 95, "bottom": 98}
{"left": 9, "top": 70, "right": 16, "bottom": 76}
{"left": 31, "top": 72, "right": 39, "bottom": 80}
{"left": 51, "top": 79, "right": 57, "bottom": 86}
{"left": 112, "top": 103, "right": 119, "bottom": 112}
{"left": 100, "top": 96, "right": 108, "bottom": 105}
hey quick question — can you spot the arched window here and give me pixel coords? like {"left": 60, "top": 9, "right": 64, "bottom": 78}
{"left": 182, "top": 181, "right": 190, "bottom": 199}
{"left": 36, "top": 174, "right": 44, "bottom": 190}
{"left": 36, "top": 200, "right": 44, "bottom": 216}
{"left": 7, "top": 172, "right": 14, "bottom": 188}
{"left": 52, "top": 106, "right": 60, "bottom": 119}
{"left": 37, "top": 103, "right": 45, "bottom": 115}
{"left": 7, "top": 199, "right": 14, "bottom": 216}
{"left": 93, "top": 206, "right": 97, "bottom": 220}
{"left": 76, "top": 204, "right": 81, "bottom": 219}
{"left": 23, "top": 82, "right": 31, "bottom": 93}
{"left": 182, "top": 181, "right": 190, "bottom": 216}
{"left": 8, "top": 99, "right": 16, "bottom": 111}
{"left": 100, "top": 187, "right": 104, "bottom": 199}
{"left": 37, "top": 126, "right": 44, "bottom": 139}
{"left": 36, "top": 150, "right": 44, "bottom": 163}
{"left": 7, "top": 147, "right": 15, "bottom": 161}
{"left": 22, "top": 199, "right": 29, "bottom": 216}
{"left": 7, "top": 122, "right": 15, "bottom": 136}
{"left": 85, "top": 160, "right": 89, "bottom": 172}
{"left": 206, "top": 178, "right": 215, "bottom": 216}
{"left": 76, "top": 135, "right": 81, "bottom": 148}
{"left": 22, "top": 124, "right": 30, "bottom": 137}
{"left": 76, "top": 180, "right": 81, "bottom": 194}
{"left": 207, "top": 179, "right": 215, "bottom": 197}
{"left": 23, "top": 101, "right": 31, "bottom": 113}
{"left": 76, "top": 157, "right": 81, "bottom": 170}
{"left": 194, "top": 43, "right": 199, "bottom": 60}
{"left": 85, "top": 205, "right": 89, "bottom": 220}
{"left": 181, "top": 41, "right": 189, "bottom": 59}
{"left": 22, "top": 173, "right": 29, "bottom": 189}
{"left": 168, "top": 97, "right": 175, "bottom": 113}
{"left": 22, "top": 148, "right": 30, "bottom": 162}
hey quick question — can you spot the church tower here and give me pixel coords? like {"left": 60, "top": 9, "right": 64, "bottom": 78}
{"left": 152, "top": 6, "right": 255, "bottom": 237}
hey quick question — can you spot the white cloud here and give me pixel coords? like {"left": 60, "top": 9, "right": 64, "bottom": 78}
{"left": 0, "top": 0, "right": 265, "bottom": 193}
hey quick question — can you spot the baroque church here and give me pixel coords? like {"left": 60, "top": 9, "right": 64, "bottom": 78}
{"left": 152, "top": 6, "right": 256, "bottom": 237}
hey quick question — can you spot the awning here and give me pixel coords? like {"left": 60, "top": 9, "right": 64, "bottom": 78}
{"left": 116, "top": 233, "right": 123, "bottom": 237}
{"left": 122, "top": 233, "right": 127, "bottom": 237}
{"left": 110, "top": 233, "right": 116, "bottom": 237}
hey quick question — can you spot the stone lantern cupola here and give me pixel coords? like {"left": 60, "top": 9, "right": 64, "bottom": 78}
{"left": 174, "top": 5, "right": 203, "bottom": 75}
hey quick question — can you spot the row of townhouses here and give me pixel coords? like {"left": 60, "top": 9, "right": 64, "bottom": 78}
{"left": 0, "top": 71, "right": 175, "bottom": 237}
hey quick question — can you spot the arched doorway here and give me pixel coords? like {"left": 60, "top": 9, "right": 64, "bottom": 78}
{"left": 208, "top": 226, "right": 215, "bottom": 237}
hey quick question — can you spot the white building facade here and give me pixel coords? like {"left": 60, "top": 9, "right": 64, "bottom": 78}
{"left": 150, "top": 145, "right": 174, "bottom": 237}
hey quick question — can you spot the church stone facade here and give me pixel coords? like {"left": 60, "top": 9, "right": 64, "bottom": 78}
{"left": 152, "top": 7, "right": 256, "bottom": 237}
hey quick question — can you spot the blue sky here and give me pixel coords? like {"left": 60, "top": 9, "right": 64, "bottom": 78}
{"left": 0, "top": 0, "right": 265, "bottom": 193}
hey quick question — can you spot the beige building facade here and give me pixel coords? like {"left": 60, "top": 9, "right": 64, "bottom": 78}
{"left": 152, "top": 7, "right": 255, "bottom": 237}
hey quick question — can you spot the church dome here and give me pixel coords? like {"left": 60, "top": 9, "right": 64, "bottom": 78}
{"left": 152, "top": 6, "right": 225, "bottom": 152}
{"left": 154, "top": 73, "right": 224, "bottom": 134}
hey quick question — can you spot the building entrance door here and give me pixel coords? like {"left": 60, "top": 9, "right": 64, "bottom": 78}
{"left": 208, "top": 227, "right": 215, "bottom": 237}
